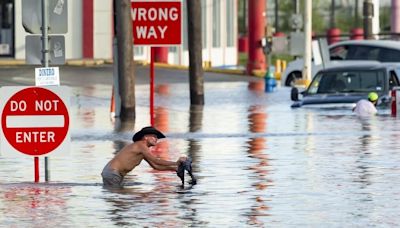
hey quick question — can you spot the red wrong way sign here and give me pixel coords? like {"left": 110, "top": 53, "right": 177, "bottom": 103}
{"left": 131, "top": 1, "right": 182, "bottom": 45}
{"left": 0, "top": 86, "right": 70, "bottom": 157}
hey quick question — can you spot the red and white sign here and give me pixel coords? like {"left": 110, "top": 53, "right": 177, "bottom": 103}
{"left": 131, "top": 1, "right": 182, "bottom": 45}
{"left": 0, "top": 86, "right": 70, "bottom": 157}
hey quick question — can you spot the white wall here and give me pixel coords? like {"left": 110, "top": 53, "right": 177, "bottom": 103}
{"left": 93, "top": 0, "right": 112, "bottom": 59}
{"left": 67, "top": 0, "right": 83, "bottom": 59}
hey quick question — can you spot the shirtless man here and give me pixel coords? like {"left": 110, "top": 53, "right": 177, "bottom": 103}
{"left": 101, "top": 126, "right": 187, "bottom": 187}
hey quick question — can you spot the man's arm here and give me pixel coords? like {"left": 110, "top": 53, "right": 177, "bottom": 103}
{"left": 142, "top": 149, "right": 179, "bottom": 171}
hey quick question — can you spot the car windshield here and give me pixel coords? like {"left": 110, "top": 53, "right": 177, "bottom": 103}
{"left": 307, "top": 69, "right": 386, "bottom": 94}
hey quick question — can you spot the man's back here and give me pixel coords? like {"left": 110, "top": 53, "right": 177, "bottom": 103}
{"left": 353, "top": 99, "right": 377, "bottom": 116}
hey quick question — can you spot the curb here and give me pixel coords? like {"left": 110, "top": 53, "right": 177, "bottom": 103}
{"left": 0, "top": 59, "right": 262, "bottom": 77}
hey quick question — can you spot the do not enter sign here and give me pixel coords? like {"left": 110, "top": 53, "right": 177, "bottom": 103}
{"left": 0, "top": 86, "right": 70, "bottom": 156}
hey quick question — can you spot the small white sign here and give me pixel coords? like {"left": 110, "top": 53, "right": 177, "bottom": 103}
{"left": 0, "top": 44, "right": 10, "bottom": 55}
{"left": 35, "top": 67, "right": 60, "bottom": 86}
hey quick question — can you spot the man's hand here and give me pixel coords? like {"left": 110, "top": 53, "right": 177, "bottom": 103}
{"left": 177, "top": 156, "right": 187, "bottom": 164}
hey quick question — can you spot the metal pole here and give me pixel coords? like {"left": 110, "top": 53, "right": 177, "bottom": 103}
{"left": 42, "top": 0, "right": 49, "bottom": 67}
{"left": 150, "top": 47, "right": 155, "bottom": 126}
{"left": 294, "top": 0, "right": 300, "bottom": 32}
{"left": 41, "top": 0, "right": 50, "bottom": 182}
{"left": 303, "top": 0, "right": 312, "bottom": 85}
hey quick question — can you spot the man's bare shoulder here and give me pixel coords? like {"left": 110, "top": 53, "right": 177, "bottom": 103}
{"left": 123, "top": 141, "right": 148, "bottom": 154}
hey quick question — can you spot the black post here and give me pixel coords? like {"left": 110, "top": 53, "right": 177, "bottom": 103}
{"left": 115, "top": 0, "right": 135, "bottom": 120}
{"left": 363, "top": 0, "right": 373, "bottom": 39}
{"left": 355, "top": 0, "right": 360, "bottom": 27}
{"left": 187, "top": 0, "right": 204, "bottom": 105}
{"left": 275, "top": 0, "right": 279, "bottom": 32}
{"left": 330, "top": 0, "right": 335, "bottom": 28}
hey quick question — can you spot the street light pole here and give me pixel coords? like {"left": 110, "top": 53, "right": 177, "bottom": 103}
{"left": 302, "top": 0, "right": 312, "bottom": 85}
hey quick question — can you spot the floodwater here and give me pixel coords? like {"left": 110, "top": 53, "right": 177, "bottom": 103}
{"left": 1, "top": 70, "right": 400, "bottom": 227}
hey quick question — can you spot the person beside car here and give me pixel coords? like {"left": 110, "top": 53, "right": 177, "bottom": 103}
{"left": 352, "top": 92, "right": 379, "bottom": 116}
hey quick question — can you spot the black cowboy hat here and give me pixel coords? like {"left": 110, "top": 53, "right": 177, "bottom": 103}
{"left": 132, "top": 126, "right": 166, "bottom": 142}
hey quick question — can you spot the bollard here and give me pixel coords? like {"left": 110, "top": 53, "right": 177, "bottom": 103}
{"left": 282, "top": 60, "right": 287, "bottom": 72}
{"left": 265, "top": 69, "right": 276, "bottom": 92}
{"left": 275, "top": 59, "right": 282, "bottom": 80}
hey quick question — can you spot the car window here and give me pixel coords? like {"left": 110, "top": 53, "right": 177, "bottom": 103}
{"left": 347, "top": 46, "right": 380, "bottom": 60}
{"left": 389, "top": 70, "right": 400, "bottom": 89}
{"left": 329, "top": 45, "right": 348, "bottom": 60}
{"left": 308, "top": 70, "right": 386, "bottom": 94}
{"left": 378, "top": 48, "right": 400, "bottom": 62}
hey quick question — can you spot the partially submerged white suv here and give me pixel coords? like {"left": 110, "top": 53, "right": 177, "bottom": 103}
{"left": 281, "top": 40, "right": 400, "bottom": 86}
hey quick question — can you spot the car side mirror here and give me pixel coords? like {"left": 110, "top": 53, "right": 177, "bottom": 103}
{"left": 291, "top": 87, "right": 299, "bottom": 101}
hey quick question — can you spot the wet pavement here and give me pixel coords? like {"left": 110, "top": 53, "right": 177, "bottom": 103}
{"left": 0, "top": 64, "right": 400, "bottom": 227}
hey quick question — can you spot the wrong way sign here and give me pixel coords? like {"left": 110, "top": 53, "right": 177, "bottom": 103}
{"left": 131, "top": 0, "right": 182, "bottom": 45}
{"left": 0, "top": 86, "right": 70, "bottom": 157}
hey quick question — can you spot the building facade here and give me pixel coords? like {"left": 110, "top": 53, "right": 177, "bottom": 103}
{"left": 1, "top": 0, "right": 237, "bottom": 67}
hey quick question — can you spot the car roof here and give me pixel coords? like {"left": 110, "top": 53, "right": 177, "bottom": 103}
{"left": 318, "top": 61, "right": 400, "bottom": 73}
{"left": 329, "top": 39, "right": 400, "bottom": 50}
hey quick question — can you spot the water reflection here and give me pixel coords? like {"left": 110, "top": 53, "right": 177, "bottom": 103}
{"left": 188, "top": 105, "right": 203, "bottom": 173}
{"left": 354, "top": 118, "right": 377, "bottom": 189}
{"left": 1, "top": 184, "right": 70, "bottom": 226}
{"left": 246, "top": 105, "right": 271, "bottom": 226}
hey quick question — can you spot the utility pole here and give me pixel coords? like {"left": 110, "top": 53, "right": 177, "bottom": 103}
{"left": 355, "top": 0, "right": 360, "bottom": 27}
{"left": 302, "top": 0, "right": 312, "bottom": 85}
{"left": 294, "top": 0, "right": 300, "bottom": 33}
{"left": 115, "top": 0, "right": 135, "bottom": 120}
{"left": 363, "top": 0, "right": 373, "bottom": 39}
{"left": 187, "top": 0, "right": 204, "bottom": 105}
{"left": 275, "top": 0, "right": 279, "bottom": 32}
{"left": 330, "top": 0, "right": 335, "bottom": 28}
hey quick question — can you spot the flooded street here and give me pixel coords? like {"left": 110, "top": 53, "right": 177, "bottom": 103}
{"left": 0, "top": 65, "right": 400, "bottom": 227}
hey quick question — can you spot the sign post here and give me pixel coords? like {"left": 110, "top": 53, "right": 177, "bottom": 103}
{"left": 131, "top": 1, "right": 182, "bottom": 125}
{"left": 22, "top": 0, "right": 68, "bottom": 182}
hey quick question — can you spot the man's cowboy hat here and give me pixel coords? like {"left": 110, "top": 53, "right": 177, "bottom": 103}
{"left": 132, "top": 126, "right": 166, "bottom": 142}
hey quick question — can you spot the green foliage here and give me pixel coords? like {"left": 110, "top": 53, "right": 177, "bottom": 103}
{"left": 380, "top": 7, "right": 391, "bottom": 31}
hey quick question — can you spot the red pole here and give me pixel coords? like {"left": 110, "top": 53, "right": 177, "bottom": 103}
{"left": 392, "top": 89, "right": 397, "bottom": 117}
{"left": 34, "top": 157, "right": 39, "bottom": 182}
{"left": 150, "top": 47, "right": 155, "bottom": 126}
{"left": 247, "top": 0, "right": 266, "bottom": 75}
{"left": 154, "top": 47, "right": 169, "bottom": 63}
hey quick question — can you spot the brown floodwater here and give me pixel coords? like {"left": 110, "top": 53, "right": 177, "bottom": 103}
{"left": 0, "top": 76, "right": 399, "bottom": 227}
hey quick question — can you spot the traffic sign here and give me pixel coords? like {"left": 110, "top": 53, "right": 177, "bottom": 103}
{"left": 25, "top": 35, "right": 65, "bottom": 65}
{"left": 0, "top": 86, "right": 70, "bottom": 157}
{"left": 131, "top": 1, "right": 182, "bottom": 45}
{"left": 22, "top": 0, "right": 68, "bottom": 34}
